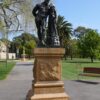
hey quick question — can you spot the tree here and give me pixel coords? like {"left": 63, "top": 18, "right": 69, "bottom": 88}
{"left": 77, "top": 30, "right": 100, "bottom": 62}
{"left": 0, "top": 38, "right": 11, "bottom": 46}
{"left": 0, "top": 0, "right": 49, "bottom": 34}
{"left": 0, "top": 0, "right": 42, "bottom": 59}
{"left": 68, "top": 39, "right": 79, "bottom": 60}
{"left": 12, "top": 33, "right": 36, "bottom": 58}
{"left": 74, "top": 26, "right": 87, "bottom": 39}
{"left": 0, "top": 0, "right": 25, "bottom": 60}
{"left": 56, "top": 15, "right": 72, "bottom": 59}
{"left": 25, "top": 40, "right": 36, "bottom": 58}
{"left": 56, "top": 15, "right": 72, "bottom": 46}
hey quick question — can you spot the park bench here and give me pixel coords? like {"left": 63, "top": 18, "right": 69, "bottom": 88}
{"left": 78, "top": 67, "right": 100, "bottom": 79}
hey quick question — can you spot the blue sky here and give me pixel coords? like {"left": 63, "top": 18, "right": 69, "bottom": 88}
{"left": 6, "top": 0, "right": 100, "bottom": 40}
{"left": 55, "top": 0, "right": 100, "bottom": 32}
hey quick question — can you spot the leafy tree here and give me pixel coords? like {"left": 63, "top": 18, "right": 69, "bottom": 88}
{"left": 96, "top": 45, "right": 100, "bottom": 60}
{"left": 25, "top": 40, "right": 36, "bottom": 58}
{"left": 0, "top": 38, "right": 11, "bottom": 46}
{"left": 69, "top": 39, "right": 79, "bottom": 59}
{"left": 63, "top": 39, "right": 79, "bottom": 60}
{"left": 74, "top": 26, "right": 87, "bottom": 38}
{"left": 0, "top": 0, "right": 29, "bottom": 60}
{"left": 0, "top": 0, "right": 49, "bottom": 34}
{"left": 0, "top": 0, "right": 42, "bottom": 59}
{"left": 56, "top": 15, "right": 72, "bottom": 46}
{"left": 74, "top": 26, "right": 93, "bottom": 39}
{"left": 56, "top": 15, "right": 72, "bottom": 59}
{"left": 77, "top": 30, "right": 100, "bottom": 62}
{"left": 12, "top": 33, "right": 36, "bottom": 58}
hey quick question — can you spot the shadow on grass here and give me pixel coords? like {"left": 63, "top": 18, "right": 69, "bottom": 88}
{"left": 63, "top": 60, "right": 100, "bottom": 64}
{"left": 74, "top": 80, "right": 100, "bottom": 85}
{"left": 62, "top": 57, "right": 100, "bottom": 62}
{"left": 68, "top": 61, "right": 92, "bottom": 63}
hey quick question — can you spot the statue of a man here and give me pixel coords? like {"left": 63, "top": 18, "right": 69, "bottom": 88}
{"left": 32, "top": 0, "right": 50, "bottom": 46}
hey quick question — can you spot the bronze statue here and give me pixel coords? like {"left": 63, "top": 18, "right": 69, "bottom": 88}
{"left": 47, "top": 4, "right": 60, "bottom": 47}
{"left": 32, "top": 0, "right": 60, "bottom": 47}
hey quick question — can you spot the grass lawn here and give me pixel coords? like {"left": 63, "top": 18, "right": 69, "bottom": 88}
{"left": 0, "top": 61, "right": 16, "bottom": 80}
{"left": 62, "top": 58, "right": 100, "bottom": 80}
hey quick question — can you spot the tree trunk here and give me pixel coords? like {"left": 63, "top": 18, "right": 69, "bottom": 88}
{"left": 91, "top": 56, "right": 94, "bottom": 63}
{"left": 71, "top": 55, "right": 73, "bottom": 60}
{"left": 64, "top": 54, "right": 67, "bottom": 60}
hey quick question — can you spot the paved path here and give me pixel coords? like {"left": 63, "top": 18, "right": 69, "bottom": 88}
{"left": 64, "top": 80, "right": 100, "bottom": 100}
{"left": 0, "top": 62, "right": 33, "bottom": 100}
{"left": 0, "top": 62, "right": 100, "bottom": 100}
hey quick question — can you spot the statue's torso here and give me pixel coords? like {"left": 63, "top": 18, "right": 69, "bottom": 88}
{"left": 37, "top": 3, "right": 50, "bottom": 18}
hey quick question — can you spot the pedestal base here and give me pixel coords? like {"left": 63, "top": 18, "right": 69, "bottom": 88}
{"left": 26, "top": 48, "right": 69, "bottom": 100}
{"left": 31, "top": 93, "right": 69, "bottom": 100}
{"left": 33, "top": 81, "right": 64, "bottom": 94}
{"left": 26, "top": 81, "right": 69, "bottom": 100}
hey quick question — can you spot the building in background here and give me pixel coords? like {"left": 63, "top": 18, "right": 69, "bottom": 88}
{"left": 0, "top": 41, "right": 16, "bottom": 60}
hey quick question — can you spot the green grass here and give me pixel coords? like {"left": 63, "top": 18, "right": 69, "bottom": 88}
{"left": 62, "top": 58, "right": 100, "bottom": 80}
{"left": 0, "top": 61, "right": 16, "bottom": 80}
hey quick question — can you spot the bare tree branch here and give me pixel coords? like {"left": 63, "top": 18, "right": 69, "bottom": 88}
{"left": 9, "top": 29, "right": 24, "bottom": 33}
{"left": 0, "top": 0, "right": 35, "bottom": 33}
{"left": 1, "top": 6, "right": 9, "bottom": 28}
{"left": 6, "top": 7, "right": 20, "bottom": 31}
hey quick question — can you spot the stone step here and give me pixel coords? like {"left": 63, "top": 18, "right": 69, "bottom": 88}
{"left": 34, "top": 81, "right": 64, "bottom": 87}
{"left": 31, "top": 93, "right": 69, "bottom": 100}
{"left": 33, "top": 81, "right": 65, "bottom": 94}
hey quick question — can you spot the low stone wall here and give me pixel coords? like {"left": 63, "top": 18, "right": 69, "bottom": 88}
{"left": 0, "top": 53, "right": 16, "bottom": 59}
{"left": 8, "top": 53, "right": 16, "bottom": 59}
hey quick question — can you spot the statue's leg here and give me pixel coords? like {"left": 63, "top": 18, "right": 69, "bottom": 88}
{"left": 37, "top": 26, "right": 42, "bottom": 42}
{"left": 41, "top": 18, "right": 46, "bottom": 46}
{"left": 35, "top": 19, "right": 43, "bottom": 46}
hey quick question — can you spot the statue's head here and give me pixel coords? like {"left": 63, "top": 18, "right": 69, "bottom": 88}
{"left": 49, "top": 3, "right": 55, "bottom": 11}
{"left": 44, "top": 0, "right": 50, "bottom": 4}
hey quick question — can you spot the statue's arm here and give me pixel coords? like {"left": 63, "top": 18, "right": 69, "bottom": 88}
{"left": 54, "top": 9, "right": 57, "bottom": 19}
{"left": 32, "top": 4, "right": 39, "bottom": 17}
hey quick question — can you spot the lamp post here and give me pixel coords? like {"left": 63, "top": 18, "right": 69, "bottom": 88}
{"left": 22, "top": 36, "right": 26, "bottom": 61}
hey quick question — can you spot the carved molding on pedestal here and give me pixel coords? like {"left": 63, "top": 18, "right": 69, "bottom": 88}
{"left": 37, "top": 59, "right": 61, "bottom": 81}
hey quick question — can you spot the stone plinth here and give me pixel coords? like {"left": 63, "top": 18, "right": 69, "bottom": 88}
{"left": 26, "top": 48, "right": 69, "bottom": 100}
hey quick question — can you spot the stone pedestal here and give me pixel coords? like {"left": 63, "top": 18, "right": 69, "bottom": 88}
{"left": 21, "top": 54, "right": 26, "bottom": 61}
{"left": 26, "top": 48, "right": 69, "bottom": 100}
